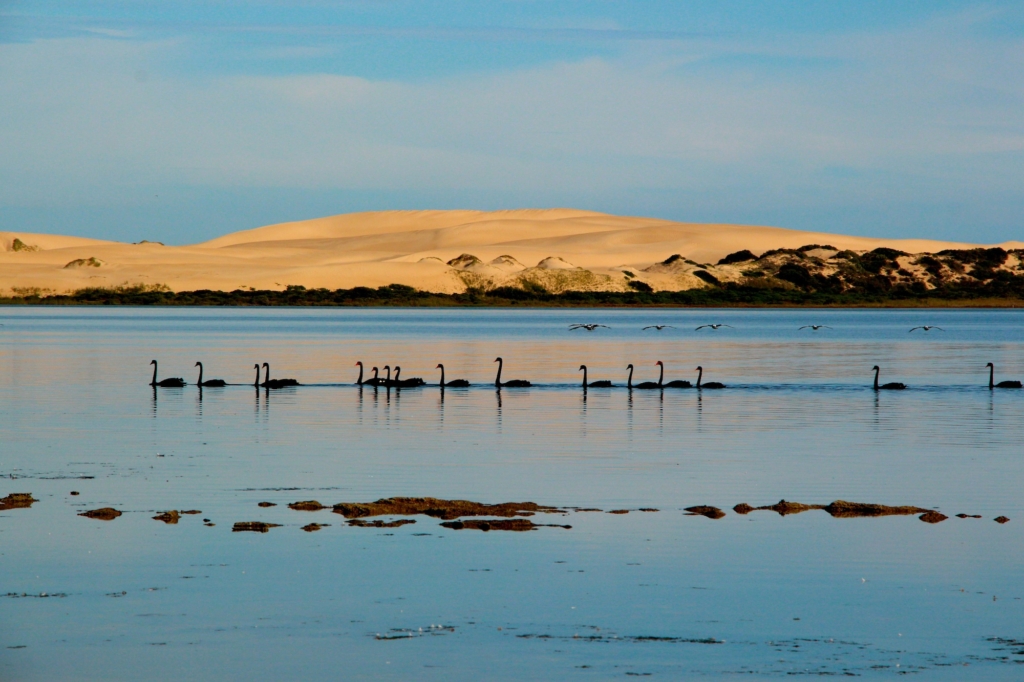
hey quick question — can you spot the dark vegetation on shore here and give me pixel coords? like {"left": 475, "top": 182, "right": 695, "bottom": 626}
{"left": 3, "top": 246, "right": 1023, "bottom": 307}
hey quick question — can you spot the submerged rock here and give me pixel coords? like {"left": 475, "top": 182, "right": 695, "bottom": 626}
{"left": 0, "top": 493, "right": 36, "bottom": 511}
{"left": 995, "top": 516, "right": 1010, "bottom": 524}
{"left": 607, "top": 509, "right": 630, "bottom": 515}
{"left": 956, "top": 514, "right": 983, "bottom": 519}
{"left": 78, "top": 507, "right": 122, "bottom": 521}
{"left": 331, "top": 497, "right": 561, "bottom": 521}
{"left": 232, "top": 521, "right": 281, "bottom": 533}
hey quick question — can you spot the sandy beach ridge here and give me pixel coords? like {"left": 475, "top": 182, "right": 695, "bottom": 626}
{"left": 1, "top": 209, "right": 1019, "bottom": 295}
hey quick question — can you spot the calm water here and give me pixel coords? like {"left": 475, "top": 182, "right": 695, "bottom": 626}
{"left": 2, "top": 307, "right": 1023, "bottom": 680}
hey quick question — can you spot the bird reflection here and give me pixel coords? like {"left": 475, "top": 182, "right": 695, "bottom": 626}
{"left": 495, "top": 388, "right": 503, "bottom": 432}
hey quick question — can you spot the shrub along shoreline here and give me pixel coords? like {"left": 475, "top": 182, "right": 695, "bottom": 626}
{"left": 1, "top": 283, "right": 1022, "bottom": 307}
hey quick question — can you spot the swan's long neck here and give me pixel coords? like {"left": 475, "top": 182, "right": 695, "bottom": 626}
{"left": 385, "top": 366, "right": 391, "bottom": 382}
{"left": 438, "top": 365, "right": 445, "bottom": 386}
{"left": 989, "top": 364, "right": 995, "bottom": 389}
{"left": 696, "top": 367, "right": 703, "bottom": 388}
{"left": 254, "top": 365, "right": 260, "bottom": 386}
{"left": 581, "top": 366, "right": 587, "bottom": 387}
{"left": 627, "top": 365, "right": 633, "bottom": 389}
{"left": 372, "top": 367, "right": 379, "bottom": 381}
{"left": 356, "top": 363, "right": 363, "bottom": 385}
{"left": 263, "top": 364, "right": 270, "bottom": 382}
{"left": 658, "top": 363, "right": 664, "bottom": 386}
{"left": 151, "top": 362, "right": 158, "bottom": 386}
{"left": 394, "top": 367, "right": 401, "bottom": 382}
{"left": 197, "top": 363, "right": 203, "bottom": 385}
{"left": 495, "top": 359, "right": 503, "bottom": 386}
{"left": 873, "top": 367, "right": 879, "bottom": 390}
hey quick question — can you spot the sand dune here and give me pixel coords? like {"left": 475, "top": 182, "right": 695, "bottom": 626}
{"left": 1, "top": 209, "right": 1019, "bottom": 295}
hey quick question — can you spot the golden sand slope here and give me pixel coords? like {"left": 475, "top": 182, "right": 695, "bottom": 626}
{"left": 1, "top": 209, "right": 1019, "bottom": 295}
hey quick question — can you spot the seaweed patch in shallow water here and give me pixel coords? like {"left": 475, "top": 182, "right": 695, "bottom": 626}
{"left": 347, "top": 518, "right": 416, "bottom": 528}
{"left": 288, "top": 500, "right": 326, "bottom": 511}
{"left": 301, "top": 523, "right": 328, "bottom": 532}
{"left": 332, "top": 497, "right": 562, "bottom": 520}
{"left": 78, "top": 507, "right": 121, "bottom": 520}
{"left": 232, "top": 521, "right": 281, "bottom": 533}
{"left": 152, "top": 510, "right": 180, "bottom": 524}
{"left": 732, "top": 499, "right": 940, "bottom": 520}
{"left": 685, "top": 505, "right": 725, "bottom": 519}
{"left": 0, "top": 493, "right": 37, "bottom": 511}
{"left": 440, "top": 518, "right": 571, "bottom": 532}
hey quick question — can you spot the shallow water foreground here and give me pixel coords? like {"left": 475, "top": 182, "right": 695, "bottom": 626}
{"left": 2, "top": 307, "right": 1023, "bottom": 681}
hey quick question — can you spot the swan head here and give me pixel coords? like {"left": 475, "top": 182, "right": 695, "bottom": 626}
{"left": 355, "top": 361, "right": 362, "bottom": 367}
{"left": 579, "top": 365, "right": 586, "bottom": 371}
{"left": 150, "top": 360, "right": 156, "bottom": 365}
{"left": 494, "top": 357, "right": 502, "bottom": 363}
{"left": 195, "top": 362, "right": 201, "bottom": 367}
{"left": 435, "top": 364, "right": 443, "bottom": 369}
{"left": 655, "top": 360, "right": 663, "bottom": 367}
{"left": 986, "top": 362, "right": 994, "bottom": 368}
{"left": 262, "top": 362, "right": 269, "bottom": 368}
{"left": 872, "top": 365, "right": 880, "bottom": 371}
{"left": 695, "top": 366, "right": 703, "bottom": 371}
{"left": 626, "top": 363, "right": 633, "bottom": 370}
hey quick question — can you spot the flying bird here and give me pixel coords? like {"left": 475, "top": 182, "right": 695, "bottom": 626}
{"left": 695, "top": 324, "right": 733, "bottom": 331}
{"left": 909, "top": 326, "right": 944, "bottom": 332}
{"left": 798, "top": 325, "right": 832, "bottom": 331}
{"left": 642, "top": 325, "right": 675, "bottom": 331}
{"left": 569, "top": 324, "right": 610, "bottom": 331}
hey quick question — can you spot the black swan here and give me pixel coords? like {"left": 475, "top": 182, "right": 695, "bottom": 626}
{"left": 436, "top": 364, "right": 470, "bottom": 387}
{"left": 494, "top": 357, "right": 531, "bottom": 387}
{"left": 366, "top": 366, "right": 381, "bottom": 386}
{"left": 262, "top": 362, "right": 300, "bottom": 389}
{"left": 393, "top": 366, "right": 426, "bottom": 387}
{"left": 695, "top": 366, "right": 725, "bottom": 389}
{"left": 872, "top": 366, "right": 905, "bottom": 390}
{"left": 195, "top": 362, "right": 226, "bottom": 387}
{"left": 253, "top": 363, "right": 261, "bottom": 387}
{"left": 355, "top": 361, "right": 365, "bottom": 385}
{"left": 579, "top": 365, "right": 613, "bottom": 388}
{"left": 661, "top": 361, "right": 693, "bottom": 388}
{"left": 631, "top": 362, "right": 661, "bottom": 389}
{"left": 987, "top": 363, "right": 1022, "bottom": 389}
{"left": 149, "top": 360, "right": 185, "bottom": 387}
{"left": 382, "top": 365, "right": 393, "bottom": 387}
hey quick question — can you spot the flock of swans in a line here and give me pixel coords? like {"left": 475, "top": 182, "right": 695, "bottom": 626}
{"left": 151, "top": 359, "right": 1023, "bottom": 391}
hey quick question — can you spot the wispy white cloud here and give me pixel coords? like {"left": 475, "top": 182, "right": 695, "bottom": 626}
{"left": 0, "top": 7, "right": 1021, "bottom": 241}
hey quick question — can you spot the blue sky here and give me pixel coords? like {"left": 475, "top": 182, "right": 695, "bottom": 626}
{"left": 1, "top": 1, "right": 1022, "bottom": 244}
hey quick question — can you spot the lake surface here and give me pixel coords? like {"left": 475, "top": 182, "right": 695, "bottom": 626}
{"left": 2, "top": 307, "right": 1023, "bottom": 681}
